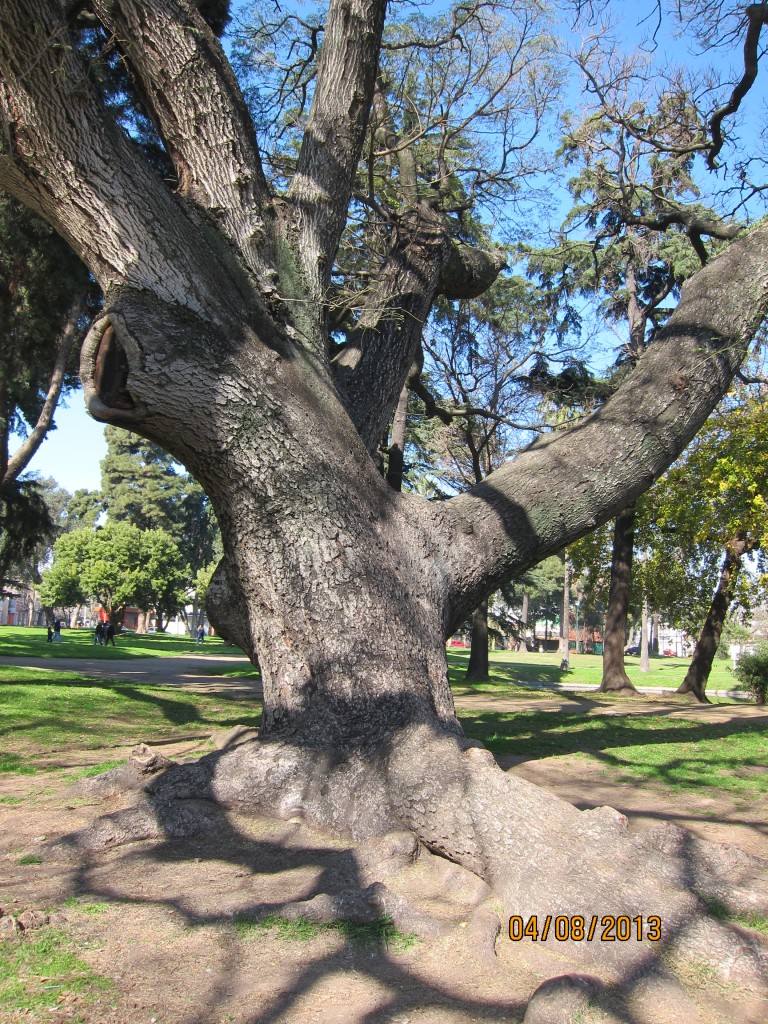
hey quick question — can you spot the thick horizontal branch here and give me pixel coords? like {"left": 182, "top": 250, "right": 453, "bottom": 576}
{"left": 91, "top": 0, "right": 274, "bottom": 279}
{"left": 419, "top": 223, "right": 768, "bottom": 633}
{"left": 622, "top": 209, "right": 741, "bottom": 242}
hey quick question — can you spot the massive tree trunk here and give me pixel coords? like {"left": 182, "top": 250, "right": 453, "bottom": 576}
{"left": 3, "top": 0, "right": 768, "bottom": 1009}
{"left": 677, "top": 534, "right": 751, "bottom": 703}
{"left": 599, "top": 506, "right": 639, "bottom": 694}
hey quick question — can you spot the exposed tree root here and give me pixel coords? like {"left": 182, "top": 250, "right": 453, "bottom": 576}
{"left": 50, "top": 730, "right": 768, "bottom": 1020}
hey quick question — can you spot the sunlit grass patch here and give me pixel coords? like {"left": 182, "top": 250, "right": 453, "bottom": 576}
{"left": 447, "top": 648, "right": 745, "bottom": 694}
{"left": 0, "top": 624, "right": 242, "bottom": 660}
{"left": 233, "top": 913, "right": 417, "bottom": 950}
{"left": 0, "top": 666, "right": 262, "bottom": 754}
{"left": 0, "top": 927, "right": 112, "bottom": 1015}
{"left": 458, "top": 707, "right": 768, "bottom": 793}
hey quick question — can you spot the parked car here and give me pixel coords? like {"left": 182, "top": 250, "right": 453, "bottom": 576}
{"left": 624, "top": 644, "right": 640, "bottom": 656}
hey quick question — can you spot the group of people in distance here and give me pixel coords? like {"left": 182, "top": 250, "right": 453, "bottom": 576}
{"left": 93, "top": 621, "right": 117, "bottom": 646}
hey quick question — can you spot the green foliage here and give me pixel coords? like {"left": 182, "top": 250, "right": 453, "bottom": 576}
{"left": 40, "top": 521, "right": 190, "bottom": 623}
{"left": 642, "top": 395, "right": 768, "bottom": 634}
{"left": 0, "top": 195, "right": 89, "bottom": 434}
{"left": 734, "top": 646, "right": 768, "bottom": 705}
{"left": 0, "top": 477, "right": 57, "bottom": 594}
{"left": 99, "top": 426, "right": 220, "bottom": 576}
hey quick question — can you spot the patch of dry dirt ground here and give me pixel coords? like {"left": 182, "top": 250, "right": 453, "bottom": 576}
{"left": 2, "top": 700, "right": 768, "bottom": 1024}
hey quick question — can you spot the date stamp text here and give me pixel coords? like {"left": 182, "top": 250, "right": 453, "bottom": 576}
{"left": 508, "top": 915, "right": 662, "bottom": 942}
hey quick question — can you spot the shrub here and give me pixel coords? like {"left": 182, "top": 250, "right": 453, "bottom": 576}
{"left": 734, "top": 646, "right": 768, "bottom": 705}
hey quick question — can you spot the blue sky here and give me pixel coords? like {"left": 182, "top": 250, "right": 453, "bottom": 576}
{"left": 13, "top": 399, "right": 106, "bottom": 494}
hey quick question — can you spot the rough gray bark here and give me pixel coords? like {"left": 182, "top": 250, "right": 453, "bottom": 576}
{"left": 599, "top": 506, "right": 639, "bottom": 694}
{"left": 2, "top": 1, "right": 768, "bottom": 1007}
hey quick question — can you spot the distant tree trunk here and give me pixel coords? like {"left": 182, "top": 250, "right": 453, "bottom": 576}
{"left": 651, "top": 612, "right": 660, "bottom": 655}
{"left": 385, "top": 384, "right": 409, "bottom": 493}
{"left": 69, "top": 604, "right": 81, "bottom": 628}
{"left": 559, "top": 558, "right": 570, "bottom": 668}
{"left": 677, "top": 535, "right": 751, "bottom": 702}
{"left": 599, "top": 505, "right": 639, "bottom": 694}
{"left": 465, "top": 600, "right": 489, "bottom": 681}
{"left": 136, "top": 610, "right": 148, "bottom": 634}
{"left": 640, "top": 593, "right": 650, "bottom": 673}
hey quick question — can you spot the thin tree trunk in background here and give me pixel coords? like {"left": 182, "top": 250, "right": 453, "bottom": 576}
{"left": 677, "top": 535, "right": 749, "bottom": 702}
{"left": 385, "top": 385, "right": 409, "bottom": 492}
{"left": 518, "top": 592, "right": 529, "bottom": 650}
{"left": 640, "top": 592, "right": 650, "bottom": 672}
{"left": 465, "top": 600, "right": 489, "bottom": 680}
{"left": 599, "top": 505, "right": 639, "bottom": 694}
{"left": 559, "top": 557, "right": 570, "bottom": 668}
{"left": 651, "top": 613, "right": 659, "bottom": 655}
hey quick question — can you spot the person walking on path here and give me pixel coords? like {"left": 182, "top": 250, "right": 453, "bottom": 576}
{"left": 195, "top": 623, "right": 205, "bottom": 648}
{"left": 105, "top": 622, "right": 116, "bottom": 647}
{"left": 93, "top": 622, "right": 104, "bottom": 645}
{"left": 53, "top": 618, "right": 62, "bottom": 644}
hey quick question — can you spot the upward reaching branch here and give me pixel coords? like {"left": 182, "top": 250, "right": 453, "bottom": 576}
{"left": 0, "top": 0, "right": 244, "bottom": 317}
{"left": 3, "top": 292, "right": 86, "bottom": 485}
{"left": 90, "top": 0, "right": 274, "bottom": 279}
{"left": 708, "top": 3, "right": 768, "bottom": 169}
{"left": 287, "top": 0, "right": 388, "bottom": 299}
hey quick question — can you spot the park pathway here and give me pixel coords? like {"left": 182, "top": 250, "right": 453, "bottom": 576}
{"left": 0, "top": 652, "right": 262, "bottom": 697}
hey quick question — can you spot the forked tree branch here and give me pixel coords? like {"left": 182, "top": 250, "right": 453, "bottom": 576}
{"left": 708, "top": 3, "right": 768, "bottom": 169}
{"left": 90, "top": 0, "right": 274, "bottom": 278}
{"left": 333, "top": 203, "right": 505, "bottom": 450}
{"left": 0, "top": 1, "right": 253, "bottom": 321}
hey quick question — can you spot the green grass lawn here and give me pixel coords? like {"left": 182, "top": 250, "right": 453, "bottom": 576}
{"left": 0, "top": 644, "right": 761, "bottom": 798}
{"left": 0, "top": 664, "right": 262, "bottom": 761}
{"left": 457, "top": 704, "right": 768, "bottom": 793}
{"left": 447, "top": 648, "right": 744, "bottom": 694}
{"left": 0, "top": 624, "right": 245, "bottom": 660}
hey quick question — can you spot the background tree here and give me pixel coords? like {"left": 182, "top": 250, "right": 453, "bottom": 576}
{"left": 646, "top": 393, "right": 768, "bottom": 701}
{"left": 0, "top": 194, "right": 92, "bottom": 590}
{"left": 4, "top": 0, "right": 768, "bottom": 1001}
{"left": 100, "top": 426, "right": 219, "bottom": 579}
{"left": 526, "top": 77, "right": 736, "bottom": 692}
{"left": 413, "top": 273, "right": 558, "bottom": 677}
{"left": 41, "top": 521, "right": 189, "bottom": 629}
